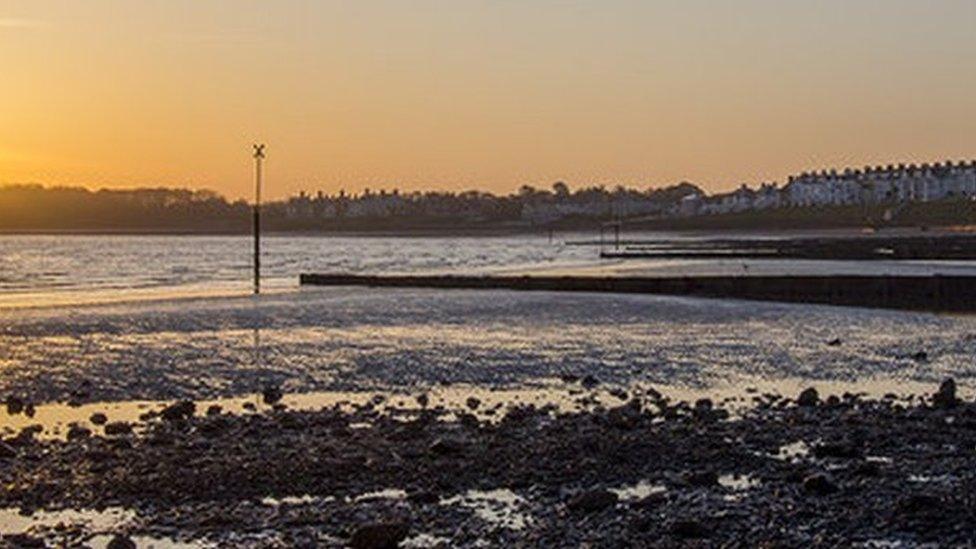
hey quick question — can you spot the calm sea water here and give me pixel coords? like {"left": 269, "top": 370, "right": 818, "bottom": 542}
{"left": 2, "top": 233, "right": 976, "bottom": 308}
{"left": 0, "top": 234, "right": 597, "bottom": 306}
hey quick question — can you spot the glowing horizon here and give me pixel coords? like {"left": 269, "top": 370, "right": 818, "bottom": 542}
{"left": 2, "top": 0, "right": 975, "bottom": 201}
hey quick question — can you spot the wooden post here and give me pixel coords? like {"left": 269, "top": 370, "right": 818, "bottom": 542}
{"left": 253, "top": 144, "right": 265, "bottom": 295}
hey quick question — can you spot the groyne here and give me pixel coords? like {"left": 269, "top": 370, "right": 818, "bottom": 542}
{"left": 299, "top": 273, "right": 976, "bottom": 312}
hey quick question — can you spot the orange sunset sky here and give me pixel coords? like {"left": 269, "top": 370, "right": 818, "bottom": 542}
{"left": 2, "top": 0, "right": 975, "bottom": 200}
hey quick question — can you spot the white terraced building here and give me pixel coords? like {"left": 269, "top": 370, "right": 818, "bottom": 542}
{"left": 784, "top": 161, "right": 976, "bottom": 207}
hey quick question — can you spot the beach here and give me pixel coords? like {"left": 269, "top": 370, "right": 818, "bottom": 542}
{"left": 2, "top": 234, "right": 976, "bottom": 546}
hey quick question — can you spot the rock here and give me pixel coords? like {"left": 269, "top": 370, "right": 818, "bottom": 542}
{"left": 106, "top": 534, "right": 137, "bottom": 549}
{"left": 0, "top": 441, "right": 17, "bottom": 459}
{"left": 160, "top": 400, "right": 195, "bottom": 421}
{"left": 897, "top": 493, "right": 942, "bottom": 515}
{"left": 581, "top": 375, "right": 600, "bottom": 389}
{"left": 262, "top": 385, "right": 283, "bottom": 405}
{"left": 23, "top": 403, "right": 35, "bottom": 418}
{"left": 606, "top": 404, "right": 640, "bottom": 430}
{"left": 797, "top": 388, "right": 819, "bottom": 407}
{"left": 853, "top": 462, "right": 880, "bottom": 477}
{"left": 670, "top": 519, "right": 709, "bottom": 539}
{"left": 932, "top": 378, "right": 958, "bottom": 409}
{"left": 802, "top": 473, "right": 838, "bottom": 496}
{"left": 104, "top": 422, "right": 133, "bottom": 436}
{"left": 567, "top": 489, "right": 619, "bottom": 513}
{"left": 348, "top": 522, "right": 409, "bottom": 549}
{"left": 415, "top": 394, "right": 429, "bottom": 408}
{"left": 90, "top": 413, "right": 108, "bottom": 425}
{"left": 67, "top": 424, "right": 92, "bottom": 441}
{"left": 429, "top": 437, "right": 464, "bottom": 456}
{"left": 407, "top": 489, "right": 440, "bottom": 505}
{"left": 206, "top": 405, "right": 223, "bottom": 416}
{"left": 827, "top": 338, "right": 842, "bottom": 346}
{"left": 465, "top": 397, "right": 481, "bottom": 411}
{"left": 560, "top": 374, "right": 580, "bottom": 383}
{"left": 684, "top": 470, "right": 719, "bottom": 487}
{"left": 911, "top": 350, "right": 929, "bottom": 362}
{"left": 2, "top": 533, "right": 46, "bottom": 548}
{"left": 5, "top": 396, "right": 24, "bottom": 415}
{"left": 813, "top": 442, "right": 862, "bottom": 459}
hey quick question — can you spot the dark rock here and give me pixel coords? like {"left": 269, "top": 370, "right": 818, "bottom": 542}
{"left": 242, "top": 402, "right": 257, "bottom": 411}
{"left": 416, "top": 394, "right": 429, "bottom": 408}
{"left": 262, "top": 385, "right": 283, "bottom": 405}
{"left": 581, "top": 375, "right": 600, "bottom": 389}
{"left": 684, "top": 470, "right": 719, "bottom": 487}
{"left": 797, "top": 388, "right": 820, "bottom": 407}
{"left": 606, "top": 404, "right": 641, "bottom": 430}
{"left": 160, "top": 400, "right": 195, "bottom": 421}
{"left": 106, "top": 534, "right": 137, "bottom": 549}
{"left": 911, "top": 351, "right": 929, "bottom": 362}
{"left": 23, "top": 403, "right": 35, "bottom": 418}
{"left": 670, "top": 519, "right": 709, "bottom": 538}
{"left": 827, "top": 338, "right": 842, "bottom": 346}
{"left": 429, "top": 437, "right": 464, "bottom": 456}
{"left": 465, "top": 397, "right": 481, "bottom": 410}
{"left": 567, "top": 489, "right": 619, "bottom": 513}
{"left": 3, "top": 533, "right": 46, "bottom": 548}
{"left": 206, "top": 405, "right": 223, "bottom": 416}
{"left": 348, "top": 522, "right": 409, "bottom": 549}
{"left": 813, "top": 442, "right": 862, "bottom": 459}
{"left": 853, "top": 462, "right": 880, "bottom": 477}
{"left": 104, "top": 422, "right": 133, "bottom": 436}
{"left": 0, "top": 441, "right": 17, "bottom": 459}
{"left": 560, "top": 374, "right": 580, "bottom": 383}
{"left": 407, "top": 489, "right": 440, "bottom": 505}
{"left": 5, "top": 396, "right": 24, "bottom": 415}
{"left": 897, "top": 493, "right": 942, "bottom": 515}
{"left": 90, "top": 413, "right": 108, "bottom": 425}
{"left": 932, "top": 378, "right": 958, "bottom": 409}
{"left": 802, "top": 473, "right": 838, "bottom": 496}
{"left": 67, "top": 424, "right": 92, "bottom": 441}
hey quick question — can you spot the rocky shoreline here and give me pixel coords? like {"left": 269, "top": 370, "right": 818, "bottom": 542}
{"left": 1, "top": 380, "right": 975, "bottom": 547}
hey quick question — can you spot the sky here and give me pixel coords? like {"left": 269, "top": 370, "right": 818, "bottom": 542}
{"left": 1, "top": 0, "right": 975, "bottom": 200}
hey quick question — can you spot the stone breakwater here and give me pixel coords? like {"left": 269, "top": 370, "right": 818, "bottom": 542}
{"left": 1, "top": 380, "right": 975, "bottom": 547}
{"left": 300, "top": 272, "right": 976, "bottom": 312}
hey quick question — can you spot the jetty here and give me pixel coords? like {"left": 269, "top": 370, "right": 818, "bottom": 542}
{"left": 300, "top": 273, "right": 976, "bottom": 312}
{"left": 572, "top": 234, "right": 976, "bottom": 261}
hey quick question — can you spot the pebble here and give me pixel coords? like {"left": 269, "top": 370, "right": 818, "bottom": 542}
{"left": 262, "top": 385, "right": 283, "bottom": 405}
{"left": 797, "top": 388, "right": 819, "bottom": 407}
{"left": 348, "top": 522, "right": 409, "bottom": 549}
{"left": 932, "top": 378, "right": 958, "bottom": 409}
{"left": 802, "top": 473, "right": 838, "bottom": 496}
{"left": 106, "top": 534, "right": 137, "bottom": 549}
{"left": 567, "top": 489, "right": 619, "bottom": 513}
{"left": 160, "top": 400, "right": 196, "bottom": 421}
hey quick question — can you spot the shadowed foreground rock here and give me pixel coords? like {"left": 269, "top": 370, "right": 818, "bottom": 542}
{"left": 1, "top": 382, "right": 975, "bottom": 547}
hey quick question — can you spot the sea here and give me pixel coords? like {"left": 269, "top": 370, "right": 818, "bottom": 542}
{"left": 0, "top": 232, "right": 974, "bottom": 416}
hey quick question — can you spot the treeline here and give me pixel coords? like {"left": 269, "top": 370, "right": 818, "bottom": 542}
{"left": 0, "top": 182, "right": 701, "bottom": 233}
{"left": 0, "top": 185, "right": 252, "bottom": 232}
